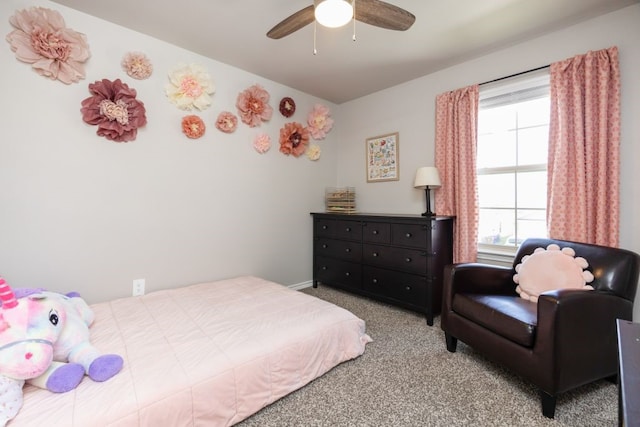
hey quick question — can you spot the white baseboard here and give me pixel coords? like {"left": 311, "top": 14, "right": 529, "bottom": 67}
{"left": 288, "top": 280, "right": 313, "bottom": 291}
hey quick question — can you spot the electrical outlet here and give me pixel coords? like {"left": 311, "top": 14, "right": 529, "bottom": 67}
{"left": 132, "top": 279, "right": 145, "bottom": 296}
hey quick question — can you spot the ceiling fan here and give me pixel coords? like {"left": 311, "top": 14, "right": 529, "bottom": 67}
{"left": 267, "top": 0, "right": 416, "bottom": 39}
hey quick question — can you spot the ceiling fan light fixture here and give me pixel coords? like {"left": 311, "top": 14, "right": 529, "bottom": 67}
{"left": 314, "top": 0, "right": 354, "bottom": 28}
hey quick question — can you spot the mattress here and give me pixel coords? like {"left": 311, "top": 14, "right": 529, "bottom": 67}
{"left": 11, "top": 276, "right": 372, "bottom": 426}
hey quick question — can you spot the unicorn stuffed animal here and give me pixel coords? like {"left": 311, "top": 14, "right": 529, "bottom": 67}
{"left": 0, "top": 277, "right": 85, "bottom": 426}
{"left": 34, "top": 290, "right": 124, "bottom": 382}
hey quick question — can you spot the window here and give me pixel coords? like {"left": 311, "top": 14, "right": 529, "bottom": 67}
{"left": 477, "top": 70, "right": 550, "bottom": 252}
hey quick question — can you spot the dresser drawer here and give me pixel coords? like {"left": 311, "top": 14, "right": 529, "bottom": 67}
{"left": 362, "top": 244, "right": 427, "bottom": 275}
{"left": 333, "top": 220, "right": 362, "bottom": 240}
{"left": 314, "top": 218, "right": 361, "bottom": 240}
{"left": 314, "top": 218, "right": 335, "bottom": 237}
{"left": 392, "top": 223, "right": 429, "bottom": 248}
{"left": 362, "top": 266, "right": 427, "bottom": 307}
{"left": 362, "top": 222, "right": 391, "bottom": 243}
{"left": 314, "top": 238, "right": 361, "bottom": 262}
{"left": 315, "top": 256, "right": 361, "bottom": 290}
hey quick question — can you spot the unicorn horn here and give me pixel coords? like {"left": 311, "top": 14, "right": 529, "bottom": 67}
{"left": 0, "top": 277, "right": 18, "bottom": 309}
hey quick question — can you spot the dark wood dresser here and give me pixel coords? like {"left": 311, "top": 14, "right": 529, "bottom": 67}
{"left": 311, "top": 212, "right": 454, "bottom": 325}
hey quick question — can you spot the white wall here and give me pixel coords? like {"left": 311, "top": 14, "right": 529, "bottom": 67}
{"left": 3, "top": 0, "right": 640, "bottom": 318}
{"left": 338, "top": 4, "right": 640, "bottom": 318}
{"left": 0, "top": 0, "right": 339, "bottom": 302}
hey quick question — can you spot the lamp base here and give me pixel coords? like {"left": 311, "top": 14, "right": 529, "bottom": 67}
{"left": 421, "top": 187, "right": 436, "bottom": 216}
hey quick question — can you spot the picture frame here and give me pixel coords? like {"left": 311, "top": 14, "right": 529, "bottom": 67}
{"left": 366, "top": 132, "right": 399, "bottom": 182}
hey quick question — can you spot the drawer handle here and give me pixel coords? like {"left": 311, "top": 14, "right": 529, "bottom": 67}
{"left": 405, "top": 257, "right": 412, "bottom": 263}
{"left": 322, "top": 225, "right": 328, "bottom": 230}
{"left": 405, "top": 285, "right": 411, "bottom": 291}
{"left": 345, "top": 248, "right": 351, "bottom": 253}
{"left": 345, "top": 272, "right": 350, "bottom": 277}
{"left": 372, "top": 278, "right": 378, "bottom": 284}
{"left": 345, "top": 227, "right": 351, "bottom": 232}
{"left": 372, "top": 252, "right": 379, "bottom": 257}
{"left": 372, "top": 230, "right": 379, "bottom": 235}
{"left": 322, "top": 244, "right": 328, "bottom": 249}
{"left": 405, "top": 233, "right": 412, "bottom": 238}
{"left": 321, "top": 266, "right": 327, "bottom": 270}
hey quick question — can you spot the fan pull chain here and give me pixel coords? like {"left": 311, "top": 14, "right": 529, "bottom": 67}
{"left": 313, "top": 20, "right": 317, "bottom": 55}
{"left": 352, "top": 0, "right": 357, "bottom": 41}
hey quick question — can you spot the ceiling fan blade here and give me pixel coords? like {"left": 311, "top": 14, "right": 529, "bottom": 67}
{"left": 267, "top": 5, "right": 315, "bottom": 39}
{"left": 355, "top": 0, "right": 415, "bottom": 31}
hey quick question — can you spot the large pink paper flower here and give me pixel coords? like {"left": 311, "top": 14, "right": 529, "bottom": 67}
{"left": 279, "top": 122, "right": 310, "bottom": 157}
{"left": 307, "top": 103, "right": 334, "bottom": 140}
{"left": 81, "top": 79, "right": 147, "bottom": 143}
{"left": 6, "top": 7, "right": 91, "bottom": 84}
{"left": 236, "top": 84, "right": 273, "bottom": 127}
{"left": 165, "top": 63, "right": 215, "bottom": 111}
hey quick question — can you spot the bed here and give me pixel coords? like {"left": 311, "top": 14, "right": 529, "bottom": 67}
{"left": 10, "top": 276, "right": 372, "bottom": 426}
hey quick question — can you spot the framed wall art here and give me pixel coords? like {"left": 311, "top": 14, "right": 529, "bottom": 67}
{"left": 366, "top": 132, "right": 399, "bottom": 182}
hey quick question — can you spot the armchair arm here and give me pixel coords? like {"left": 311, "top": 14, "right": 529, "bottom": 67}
{"left": 535, "top": 289, "right": 634, "bottom": 389}
{"left": 443, "top": 263, "right": 515, "bottom": 295}
{"left": 443, "top": 263, "right": 516, "bottom": 313}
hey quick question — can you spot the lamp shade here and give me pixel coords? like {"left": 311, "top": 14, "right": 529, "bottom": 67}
{"left": 314, "top": 0, "right": 354, "bottom": 28}
{"left": 414, "top": 166, "right": 441, "bottom": 189}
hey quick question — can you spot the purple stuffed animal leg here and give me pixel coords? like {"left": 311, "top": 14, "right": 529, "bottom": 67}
{"left": 44, "top": 362, "right": 85, "bottom": 393}
{"left": 88, "top": 354, "right": 123, "bottom": 382}
{"left": 27, "top": 361, "right": 85, "bottom": 393}
{"left": 69, "top": 344, "right": 123, "bottom": 382}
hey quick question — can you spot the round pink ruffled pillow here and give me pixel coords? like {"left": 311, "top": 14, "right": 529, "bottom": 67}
{"left": 513, "top": 244, "right": 594, "bottom": 303}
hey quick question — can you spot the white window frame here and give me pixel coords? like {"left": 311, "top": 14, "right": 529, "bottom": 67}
{"left": 477, "top": 69, "right": 550, "bottom": 257}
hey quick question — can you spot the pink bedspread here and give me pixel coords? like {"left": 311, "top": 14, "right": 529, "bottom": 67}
{"left": 11, "top": 276, "right": 372, "bottom": 426}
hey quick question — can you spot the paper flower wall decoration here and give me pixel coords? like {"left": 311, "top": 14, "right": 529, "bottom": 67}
{"left": 165, "top": 63, "right": 215, "bottom": 111}
{"left": 236, "top": 84, "right": 273, "bottom": 127}
{"left": 253, "top": 133, "right": 271, "bottom": 154}
{"left": 6, "top": 7, "right": 90, "bottom": 84}
{"left": 81, "top": 79, "right": 147, "bottom": 143}
{"left": 279, "top": 122, "right": 310, "bottom": 157}
{"left": 307, "top": 104, "right": 334, "bottom": 140}
{"left": 306, "top": 144, "right": 321, "bottom": 161}
{"left": 215, "top": 111, "right": 238, "bottom": 133}
{"left": 182, "top": 115, "right": 206, "bottom": 139}
{"left": 121, "top": 52, "right": 153, "bottom": 80}
{"left": 279, "top": 97, "right": 296, "bottom": 118}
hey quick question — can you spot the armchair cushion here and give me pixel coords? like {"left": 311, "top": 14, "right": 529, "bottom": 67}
{"left": 453, "top": 294, "right": 537, "bottom": 347}
{"left": 513, "top": 243, "right": 594, "bottom": 302}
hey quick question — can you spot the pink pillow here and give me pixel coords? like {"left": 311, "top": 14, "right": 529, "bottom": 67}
{"left": 513, "top": 244, "right": 594, "bottom": 303}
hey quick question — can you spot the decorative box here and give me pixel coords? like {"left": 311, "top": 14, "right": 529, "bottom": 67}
{"left": 325, "top": 187, "right": 356, "bottom": 213}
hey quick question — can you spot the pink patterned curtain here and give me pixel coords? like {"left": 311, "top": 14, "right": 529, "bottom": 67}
{"left": 434, "top": 85, "right": 479, "bottom": 262}
{"left": 547, "top": 46, "right": 620, "bottom": 246}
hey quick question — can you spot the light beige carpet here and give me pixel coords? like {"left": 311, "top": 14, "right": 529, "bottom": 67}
{"left": 238, "top": 285, "right": 617, "bottom": 426}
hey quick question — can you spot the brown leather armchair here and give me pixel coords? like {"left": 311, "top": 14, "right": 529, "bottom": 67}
{"left": 441, "top": 238, "right": 640, "bottom": 418}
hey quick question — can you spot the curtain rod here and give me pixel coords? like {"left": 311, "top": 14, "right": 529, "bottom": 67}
{"left": 479, "top": 64, "right": 550, "bottom": 86}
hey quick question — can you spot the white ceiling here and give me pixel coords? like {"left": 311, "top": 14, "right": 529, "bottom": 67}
{"left": 50, "top": 0, "right": 638, "bottom": 104}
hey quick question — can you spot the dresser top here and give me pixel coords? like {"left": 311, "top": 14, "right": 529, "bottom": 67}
{"left": 311, "top": 212, "right": 455, "bottom": 221}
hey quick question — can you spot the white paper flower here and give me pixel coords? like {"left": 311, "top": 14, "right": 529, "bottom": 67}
{"left": 165, "top": 63, "right": 215, "bottom": 111}
{"left": 306, "top": 144, "right": 321, "bottom": 161}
